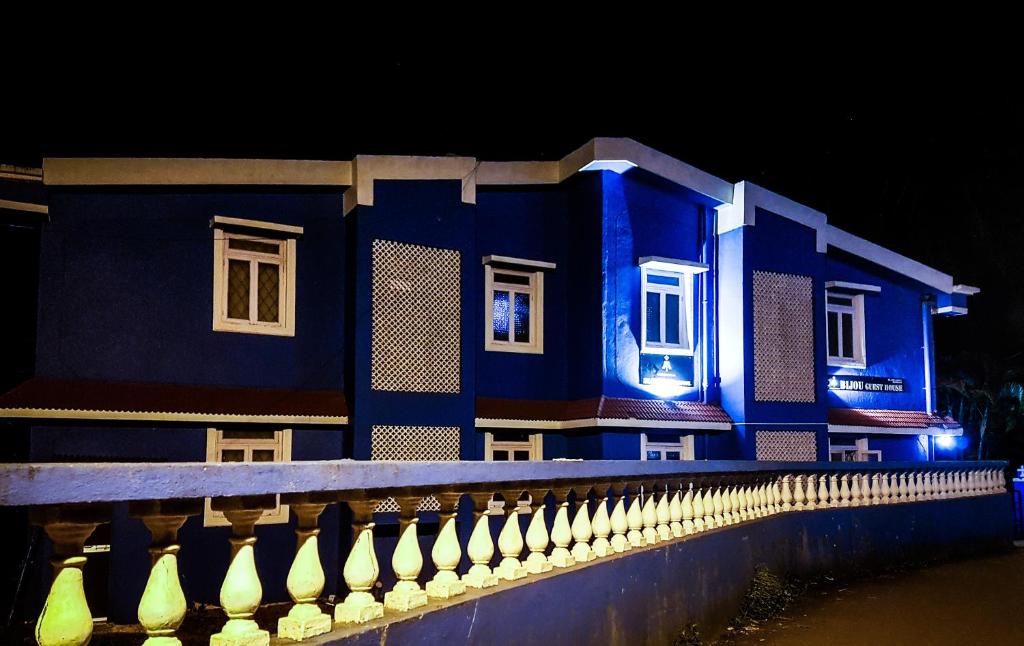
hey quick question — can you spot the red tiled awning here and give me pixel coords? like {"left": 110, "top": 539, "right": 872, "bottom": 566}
{"left": 828, "top": 408, "right": 960, "bottom": 433}
{"left": 476, "top": 396, "right": 732, "bottom": 429}
{"left": 0, "top": 377, "right": 348, "bottom": 424}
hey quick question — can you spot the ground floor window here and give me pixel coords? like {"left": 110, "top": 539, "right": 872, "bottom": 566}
{"left": 641, "top": 433, "right": 695, "bottom": 460}
{"left": 828, "top": 437, "right": 881, "bottom": 462}
{"left": 204, "top": 428, "right": 292, "bottom": 526}
{"left": 484, "top": 430, "right": 543, "bottom": 461}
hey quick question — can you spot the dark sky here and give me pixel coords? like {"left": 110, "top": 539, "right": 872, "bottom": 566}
{"left": 6, "top": 48, "right": 1021, "bottom": 377}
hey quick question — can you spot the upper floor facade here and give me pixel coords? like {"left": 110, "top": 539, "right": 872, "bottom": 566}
{"left": 0, "top": 139, "right": 977, "bottom": 466}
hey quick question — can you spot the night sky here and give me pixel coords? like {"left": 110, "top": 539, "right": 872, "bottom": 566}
{"left": 6, "top": 49, "right": 1021, "bottom": 380}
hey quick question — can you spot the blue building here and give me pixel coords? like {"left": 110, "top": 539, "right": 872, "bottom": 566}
{"left": 0, "top": 139, "right": 976, "bottom": 619}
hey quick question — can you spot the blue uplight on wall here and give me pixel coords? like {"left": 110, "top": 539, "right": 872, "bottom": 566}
{"left": 935, "top": 434, "right": 956, "bottom": 450}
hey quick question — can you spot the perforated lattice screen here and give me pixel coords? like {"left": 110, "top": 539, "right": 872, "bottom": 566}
{"left": 755, "top": 430, "right": 817, "bottom": 461}
{"left": 752, "top": 271, "right": 815, "bottom": 402}
{"left": 371, "top": 240, "right": 462, "bottom": 393}
{"left": 371, "top": 425, "right": 461, "bottom": 512}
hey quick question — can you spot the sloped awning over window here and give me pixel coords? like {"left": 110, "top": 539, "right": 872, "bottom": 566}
{"left": 0, "top": 377, "right": 348, "bottom": 425}
{"left": 476, "top": 396, "right": 732, "bottom": 430}
{"left": 828, "top": 408, "right": 961, "bottom": 436}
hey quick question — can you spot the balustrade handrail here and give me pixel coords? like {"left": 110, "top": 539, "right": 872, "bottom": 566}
{"left": 0, "top": 458, "right": 1010, "bottom": 507}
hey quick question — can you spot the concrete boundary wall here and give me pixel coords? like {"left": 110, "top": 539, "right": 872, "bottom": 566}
{"left": 313, "top": 495, "right": 1014, "bottom": 646}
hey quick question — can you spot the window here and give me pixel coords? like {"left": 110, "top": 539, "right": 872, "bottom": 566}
{"left": 484, "top": 265, "right": 543, "bottom": 353}
{"left": 484, "top": 431, "right": 543, "bottom": 461}
{"left": 826, "top": 291, "right": 865, "bottom": 367}
{"left": 204, "top": 428, "right": 292, "bottom": 526}
{"left": 641, "top": 267, "right": 693, "bottom": 355}
{"left": 641, "top": 433, "right": 695, "bottom": 461}
{"left": 213, "top": 218, "right": 299, "bottom": 336}
{"left": 828, "top": 438, "right": 880, "bottom": 462}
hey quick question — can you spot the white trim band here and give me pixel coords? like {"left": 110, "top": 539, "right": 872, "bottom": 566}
{"left": 475, "top": 417, "right": 732, "bottom": 431}
{"left": 827, "top": 423, "right": 962, "bottom": 437}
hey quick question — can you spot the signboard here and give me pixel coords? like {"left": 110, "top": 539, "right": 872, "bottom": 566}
{"left": 828, "top": 376, "right": 906, "bottom": 393}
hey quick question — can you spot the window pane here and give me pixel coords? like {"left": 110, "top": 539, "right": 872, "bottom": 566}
{"left": 221, "top": 449, "right": 245, "bottom": 462}
{"left": 646, "top": 292, "right": 661, "bottom": 343}
{"left": 227, "top": 259, "right": 250, "bottom": 319}
{"left": 665, "top": 294, "right": 680, "bottom": 345}
{"left": 665, "top": 451, "right": 681, "bottom": 460}
{"left": 252, "top": 449, "right": 276, "bottom": 462}
{"left": 493, "top": 272, "right": 531, "bottom": 285}
{"left": 222, "top": 430, "right": 276, "bottom": 440}
{"left": 841, "top": 312, "right": 854, "bottom": 357}
{"left": 513, "top": 450, "right": 531, "bottom": 461}
{"left": 827, "top": 311, "right": 839, "bottom": 356}
{"left": 513, "top": 293, "right": 530, "bottom": 343}
{"left": 492, "top": 450, "right": 509, "bottom": 461}
{"left": 257, "top": 263, "right": 280, "bottom": 323}
{"left": 229, "top": 238, "right": 280, "bottom": 254}
{"left": 827, "top": 295, "right": 854, "bottom": 306}
{"left": 646, "top": 274, "right": 680, "bottom": 286}
{"left": 492, "top": 290, "right": 510, "bottom": 341}
{"left": 646, "top": 450, "right": 662, "bottom": 460}
{"left": 493, "top": 431, "right": 531, "bottom": 443}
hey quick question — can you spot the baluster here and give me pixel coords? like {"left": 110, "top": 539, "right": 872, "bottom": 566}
{"left": 980, "top": 470, "right": 989, "bottom": 493}
{"left": 749, "top": 484, "right": 760, "bottom": 519}
{"left": 669, "top": 485, "right": 684, "bottom": 538}
{"left": 756, "top": 483, "right": 767, "bottom": 517}
{"left": 461, "top": 492, "right": 499, "bottom": 589}
{"left": 32, "top": 505, "right": 105, "bottom": 646}
{"left": 712, "top": 486, "right": 725, "bottom": 528}
{"left": 898, "top": 473, "right": 910, "bottom": 501}
{"left": 839, "top": 474, "right": 851, "bottom": 507}
{"left": 927, "top": 472, "right": 937, "bottom": 500}
{"left": 524, "top": 489, "right": 555, "bottom": 571}
{"left": 996, "top": 469, "right": 1007, "bottom": 492}
{"left": 781, "top": 475, "right": 793, "bottom": 512}
{"left": 880, "top": 472, "right": 891, "bottom": 504}
{"left": 850, "top": 474, "right": 862, "bottom": 507}
{"left": 426, "top": 492, "right": 467, "bottom": 599}
{"left": 589, "top": 485, "right": 613, "bottom": 558}
{"left": 939, "top": 471, "right": 949, "bottom": 499}
{"left": 656, "top": 485, "right": 672, "bottom": 540}
{"left": 870, "top": 473, "right": 881, "bottom": 505}
{"left": 691, "top": 487, "right": 706, "bottom": 531}
{"left": 816, "top": 474, "right": 828, "bottom": 509}
{"left": 766, "top": 479, "right": 778, "bottom": 515}
{"left": 549, "top": 487, "right": 577, "bottom": 567}
{"left": 494, "top": 491, "right": 528, "bottom": 581}
{"left": 804, "top": 475, "right": 816, "bottom": 511}
{"left": 609, "top": 484, "right": 631, "bottom": 551}
{"left": 702, "top": 486, "right": 716, "bottom": 527}
{"left": 385, "top": 496, "right": 430, "bottom": 609}
{"left": 336, "top": 498, "right": 385, "bottom": 623}
{"left": 641, "top": 484, "right": 660, "bottom": 544}
{"left": 129, "top": 500, "right": 201, "bottom": 646}
{"left": 907, "top": 472, "right": 918, "bottom": 501}
{"left": 571, "top": 487, "right": 597, "bottom": 563}
{"left": 211, "top": 498, "right": 274, "bottom": 643}
{"left": 275, "top": 497, "right": 333, "bottom": 639}
{"left": 718, "top": 486, "right": 731, "bottom": 525}
{"left": 683, "top": 485, "right": 698, "bottom": 534}
{"left": 793, "top": 475, "right": 805, "bottom": 511}
{"left": 916, "top": 472, "right": 925, "bottom": 500}
{"left": 955, "top": 471, "right": 965, "bottom": 497}
{"left": 740, "top": 486, "right": 753, "bottom": 521}
{"left": 829, "top": 474, "right": 840, "bottom": 507}
{"left": 728, "top": 486, "right": 741, "bottom": 524}
{"left": 625, "top": 483, "right": 647, "bottom": 548}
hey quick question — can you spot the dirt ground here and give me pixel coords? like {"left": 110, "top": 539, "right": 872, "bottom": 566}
{"left": 719, "top": 548, "right": 1024, "bottom": 646}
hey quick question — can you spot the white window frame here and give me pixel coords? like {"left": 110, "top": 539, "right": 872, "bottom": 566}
{"left": 641, "top": 433, "right": 695, "bottom": 461}
{"left": 828, "top": 438, "right": 881, "bottom": 462}
{"left": 640, "top": 267, "right": 694, "bottom": 356}
{"left": 204, "top": 428, "right": 292, "bottom": 526}
{"left": 213, "top": 226, "right": 297, "bottom": 336}
{"left": 484, "top": 265, "right": 544, "bottom": 354}
{"left": 483, "top": 431, "right": 543, "bottom": 461}
{"left": 826, "top": 291, "right": 866, "bottom": 368}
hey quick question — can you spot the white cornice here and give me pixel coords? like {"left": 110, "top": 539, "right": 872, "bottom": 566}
{"left": 343, "top": 155, "right": 478, "bottom": 215}
{"left": 824, "top": 226, "right": 954, "bottom": 293}
{"left": 715, "top": 181, "right": 828, "bottom": 252}
{"left": 0, "top": 407, "right": 348, "bottom": 425}
{"left": 475, "top": 417, "right": 732, "bottom": 431}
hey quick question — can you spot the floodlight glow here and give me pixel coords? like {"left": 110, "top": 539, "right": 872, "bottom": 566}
{"left": 935, "top": 435, "right": 956, "bottom": 449}
{"left": 579, "top": 159, "right": 638, "bottom": 174}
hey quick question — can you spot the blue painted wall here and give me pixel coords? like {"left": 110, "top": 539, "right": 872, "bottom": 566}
{"left": 35, "top": 188, "right": 346, "bottom": 390}
{"left": 824, "top": 248, "right": 931, "bottom": 414}
{"left": 348, "top": 181, "right": 477, "bottom": 460}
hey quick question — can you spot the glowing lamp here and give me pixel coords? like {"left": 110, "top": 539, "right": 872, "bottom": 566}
{"left": 935, "top": 435, "right": 956, "bottom": 450}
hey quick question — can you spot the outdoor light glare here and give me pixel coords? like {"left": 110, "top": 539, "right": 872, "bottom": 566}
{"left": 935, "top": 435, "right": 956, "bottom": 450}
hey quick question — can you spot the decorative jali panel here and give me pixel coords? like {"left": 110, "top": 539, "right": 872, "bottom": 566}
{"left": 371, "top": 425, "right": 461, "bottom": 512}
{"left": 371, "top": 239, "right": 462, "bottom": 393}
{"left": 755, "top": 430, "right": 817, "bottom": 461}
{"left": 752, "top": 271, "right": 815, "bottom": 402}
